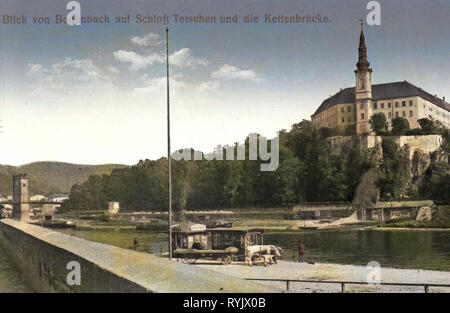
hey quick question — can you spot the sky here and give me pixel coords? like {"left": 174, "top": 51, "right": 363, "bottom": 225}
{"left": 0, "top": 0, "right": 449, "bottom": 166}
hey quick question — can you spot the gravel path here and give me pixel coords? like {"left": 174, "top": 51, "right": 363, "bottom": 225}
{"left": 198, "top": 261, "right": 450, "bottom": 293}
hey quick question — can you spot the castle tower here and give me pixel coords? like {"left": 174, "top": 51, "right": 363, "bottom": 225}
{"left": 355, "top": 22, "right": 373, "bottom": 135}
{"left": 12, "top": 174, "right": 30, "bottom": 221}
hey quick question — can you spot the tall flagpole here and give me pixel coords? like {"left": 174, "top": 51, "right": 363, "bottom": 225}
{"left": 166, "top": 28, "right": 173, "bottom": 260}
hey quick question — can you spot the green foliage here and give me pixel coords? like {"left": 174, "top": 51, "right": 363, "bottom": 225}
{"left": 286, "top": 121, "right": 348, "bottom": 202}
{"left": 377, "top": 137, "right": 411, "bottom": 199}
{"left": 417, "top": 118, "right": 446, "bottom": 135}
{"left": 442, "top": 129, "right": 450, "bottom": 154}
{"left": 369, "top": 113, "right": 388, "bottom": 135}
{"left": 62, "top": 121, "right": 381, "bottom": 211}
{"left": 344, "top": 125, "right": 356, "bottom": 136}
{"left": 405, "top": 128, "right": 423, "bottom": 136}
{"left": 61, "top": 119, "right": 449, "bottom": 211}
{"left": 318, "top": 127, "right": 339, "bottom": 138}
{"left": 61, "top": 159, "right": 182, "bottom": 211}
{"left": 391, "top": 117, "right": 410, "bottom": 135}
{"left": 418, "top": 166, "right": 450, "bottom": 204}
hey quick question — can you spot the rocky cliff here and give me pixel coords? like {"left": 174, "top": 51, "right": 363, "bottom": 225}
{"left": 330, "top": 135, "right": 448, "bottom": 206}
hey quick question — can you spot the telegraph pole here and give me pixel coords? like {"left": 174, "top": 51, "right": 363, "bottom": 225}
{"left": 166, "top": 28, "right": 173, "bottom": 260}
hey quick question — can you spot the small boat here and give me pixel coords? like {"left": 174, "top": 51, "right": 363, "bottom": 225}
{"left": 32, "top": 220, "right": 76, "bottom": 229}
{"left": 298, "top": 226, "right": 318, "bottom": 230}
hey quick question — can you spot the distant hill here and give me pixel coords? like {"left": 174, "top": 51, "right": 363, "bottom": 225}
{"left": 0, "top": 162, "right": 128, "bottom": 196}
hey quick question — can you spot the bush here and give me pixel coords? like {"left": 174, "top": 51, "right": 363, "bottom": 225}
{"left": 391, "top": 117, "right": 410, "bottom": 135}
{"left": 405, "top": 128, "right": 423, "bottom": 136}
{"left": 319, "top": 127, "right": 340, "bottom": 138}
{"left": 344, "top": 125, "right": 356, "bottom": 136}
{"left": 376, "top": 130, "right": 391, "bottom": 136}
{"left": 417, "top": 118, "right": 443, "bottom": 135}
{"left": 369, "top": 113, "right": 388, "bottom": 135}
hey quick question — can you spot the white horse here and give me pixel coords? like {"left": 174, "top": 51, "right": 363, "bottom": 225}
{"left": 245, "top": 245, "right": 282, "bottom": 266}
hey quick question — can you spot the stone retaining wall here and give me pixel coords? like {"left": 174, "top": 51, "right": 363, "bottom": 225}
{"left": 0, "top": 219, "right": 270, "bottom": 293}
{"left": 329, "top": 135, "right": 442, "bottom": 158}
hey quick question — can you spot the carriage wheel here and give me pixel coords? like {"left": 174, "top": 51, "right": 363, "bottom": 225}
{"left": 221, "top": 256, "right": 232, "bottom": 265}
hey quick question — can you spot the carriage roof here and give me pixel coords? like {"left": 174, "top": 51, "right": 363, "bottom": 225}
{"left": 209, "top": 227, "right": 264, "bottom": 234}
{"left": 172, "top": 226, "right": 264, "bottom": 235}
{"left": 172, "top": 222, "right": 208, "bottom": 234}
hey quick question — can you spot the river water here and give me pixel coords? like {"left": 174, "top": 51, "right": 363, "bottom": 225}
{"left": 265, "top": 229, "right": 450, "bottom": 271}
{"left": 57, "top": 228, "right": 450, "bottom": 271}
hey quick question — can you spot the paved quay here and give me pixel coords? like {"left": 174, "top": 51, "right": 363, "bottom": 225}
{"left": 197, "top": 260, "right": 450, "bottom": 293}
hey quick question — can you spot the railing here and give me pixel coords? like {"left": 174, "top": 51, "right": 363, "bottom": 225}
{"left": 289, "top": 201, "right": 352, "bottom": 206}
{"left": 244, "top": 278, "right": 450, "bottom": 293}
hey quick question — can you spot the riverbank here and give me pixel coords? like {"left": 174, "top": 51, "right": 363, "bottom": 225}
{"left": 375, "top": 227, "right": 450, "bottom": 232}
{"left": 198, "top": 261, "right": 450, "bottom": 293}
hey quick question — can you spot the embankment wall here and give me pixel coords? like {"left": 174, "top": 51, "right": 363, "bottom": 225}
{"left": 0, "top": 219, "right": 270, "bottom": 293}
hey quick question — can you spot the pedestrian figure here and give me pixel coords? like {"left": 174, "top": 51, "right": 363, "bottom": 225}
{"left": 133, "top": 237, "right": 138, "bottom": 251}
{"left": 298, "top": 241, "right": 305, "bottom": 262}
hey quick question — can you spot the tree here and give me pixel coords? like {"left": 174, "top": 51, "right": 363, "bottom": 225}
{"left": 419, "top": 164, "right": 450, "bottom": 204}
{"left": 286, "top": 121, "right": 347, "bottom": 202}
{"left": 344, "top": 125, "right": 356, "bottom": 136}
{"left": 319, "top": 127, "right": 339, "bottom": 138}
{"left": 377, "top": 137, "right": 410, "bottom": 199}
{"left": 418, "top": 117, "right": 446, "bottom": 135}
{"left": 369, "top": 113, "right": 388, "bottom": 135}
{"left": 391, "top": 117, "right": 410, "bottom": 135}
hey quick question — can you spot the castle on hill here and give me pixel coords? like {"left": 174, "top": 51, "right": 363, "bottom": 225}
{"left": 311, "top": 23, "right": 450, "bottom": 135}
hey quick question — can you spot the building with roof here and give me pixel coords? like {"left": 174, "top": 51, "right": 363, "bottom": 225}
{"left": 47, "top": 193, "right": 69, "bottom": 203}
{"left": 311, "top": 24, "right": 450, "bottom": 135}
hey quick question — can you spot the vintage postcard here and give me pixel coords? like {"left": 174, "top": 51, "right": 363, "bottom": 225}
{"left": 0, "top": 0, "right": 449, "bottom": 306}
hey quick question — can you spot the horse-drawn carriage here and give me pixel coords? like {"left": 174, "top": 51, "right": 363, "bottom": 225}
{"left": 172, "top": 223, "right": 282, "bottom": 265}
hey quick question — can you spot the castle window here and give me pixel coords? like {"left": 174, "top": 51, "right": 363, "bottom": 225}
{"left": 381, "top": 103, "right": 385, "bottom": 109}
{"left": 402, "top": 101, "right": 406, "bottom": 107}
{"left": 409, "top": 100, "right": 413, "bottom": 106}
{"left": 348, "top": 106, "right": 351, "bottom": 112}
{"left": 361, "top": 113, "right": 365, "bottom": 120}
{"left": 388, "top": 102, "right": 392, "bottom": 108}
{"left": 409, "top": 110, "right": 413, "bottom": 117}
{"left": 395, "top": 102, "right": 399, "bottom": 108}
{"left": 373, "top": 102, "right": 378, "bottom": 109}
{"left": 360, "top": 79, "right": 365, "bottom": 89}
{"left": 402, "top": 111, "right": 406, "bottom": 117}
{"left": 341, "top": 107, "right": 344, "bottom": 113}
{"left": 341, "top": 117, "right": 345, "bottom": 123}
